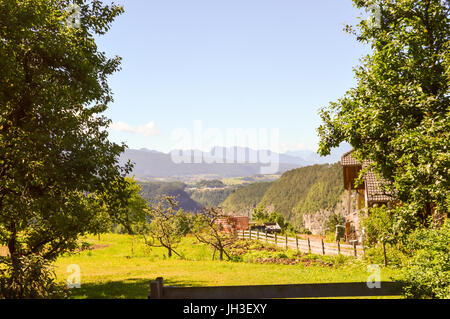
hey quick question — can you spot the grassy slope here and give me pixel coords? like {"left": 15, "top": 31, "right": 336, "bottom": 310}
{"left": 54, "top": 234, "right": 400, "bottom": 299}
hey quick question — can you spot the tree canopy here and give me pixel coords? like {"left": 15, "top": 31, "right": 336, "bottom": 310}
{"left": 318, "top": 0, "right": 449, "bottom": 218}
{"left": 0, "top": 0, "right": 129, "bottom": 297}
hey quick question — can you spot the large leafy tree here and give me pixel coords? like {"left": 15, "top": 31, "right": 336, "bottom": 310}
{"left": 0, "top": 0, "right": 130, "bottom": 296}
{"left": 318, "top": 0, "right": 449, "bottom": 220}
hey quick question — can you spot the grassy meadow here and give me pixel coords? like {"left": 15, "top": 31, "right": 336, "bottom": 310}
{"left": 53, "top": 234, "right": 402, "bottom": 299}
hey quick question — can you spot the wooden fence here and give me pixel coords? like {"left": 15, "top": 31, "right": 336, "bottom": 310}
{"left": 238, "top": 230, "right": 365, "bottom": 257}
{"left": 149, "top": 277, "right": 401, "bottom": 299}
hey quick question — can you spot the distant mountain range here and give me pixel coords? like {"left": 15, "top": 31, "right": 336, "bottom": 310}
{"left": 118, "top": 144, "right": 351, "bottom": 180}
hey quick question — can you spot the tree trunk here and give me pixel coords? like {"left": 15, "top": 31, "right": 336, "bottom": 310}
{"left": 168, "top": 247, "right": 172, "bottom": 258}
{"left": 219, "top": 249, "right": 223, "bottom": 261}
{"left": 8, "top": 244, "right": 22, "bottom": 298}
{"left": 382, "top": 242, "right": 388, "bottom": 267}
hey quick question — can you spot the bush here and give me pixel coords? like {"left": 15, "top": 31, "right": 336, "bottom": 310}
{"left": 363, "top": 244, "right": 407, "bottom": 268}
{"left": 399, "top": 220, "right": 450, "bottom": 299}
{"left": 325, "top": 213, "right": 345, "bottom": 234}
{"left": 0, "top": 255, "right": 67, "bottom": 299}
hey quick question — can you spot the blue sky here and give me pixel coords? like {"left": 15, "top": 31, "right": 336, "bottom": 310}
{"left": 99, "top": 0, "right": 371, "bottom": 153}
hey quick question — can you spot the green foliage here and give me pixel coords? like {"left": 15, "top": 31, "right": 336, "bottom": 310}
{"left": 261, "top": 163, "right": 344, "bottom": 225}
{"left": 173, "top": 212, "right": 196, "bottom": 237}
{"left": 251, "top": 205, "right": 298, "bottom": 234}
{"left": 187, "top": 188, "right": 235, "bottom": 208}
{"left": 325, "top": 213, "right": 346, "bottom": 234}
{"left": 400, "top": 220, "right": 450, "bottom": 299}
{"left": 251, "top": 205, "right": 271, "bottom": 222}
{"left": 0, "top": 0, "right": 129, "bottom": 297}
{"left": 318, "top": 0, "right": 450, "bottom": 218}
{"left": 296, "top": 168, "right": 344, "bottom": 215}
{"left": 106, "top": 177, "right": 148, "bottom": 235}
{"left": 194, "top": 180, "right": 225, "bottom": 188}
{"left": 362, "top": 204, "right": 423, "bottom": 247}
{"left": 0, "top": 255, "right": 66, "bottom": 299}
{"left": 362, "top": 206, "right": 397, "bottom": 246}
{"left": 363, "top": 244, "right": 408, "bottom": 268}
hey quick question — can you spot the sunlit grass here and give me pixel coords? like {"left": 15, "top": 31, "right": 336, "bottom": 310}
{"left": 53, "top": 233, "right": 402, "bottom": 299}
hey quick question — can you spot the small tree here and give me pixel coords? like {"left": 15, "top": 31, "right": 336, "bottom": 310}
{"left": 193, "top": 208, "right": 236, "bottom": 261}
{"left": 252, "top": 205, "right": 270, "bottom": 222}
{"left": 252, "top": 205, "right": 295, "bottom": 233}
{"left": 105, "top": 177, "right": 148, "bottom": 235}
{"left": 139, "top": 196, "right": 185, "bottom": 258}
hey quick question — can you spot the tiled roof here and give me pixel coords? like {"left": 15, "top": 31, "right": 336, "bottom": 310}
{"left": 342, "top": 150, "right": 394, "bottom": 203}
{"left": 363, "top": 165, "right": 394, "bottom": 203}
{"left": 341, "top": 150, "right": 361, "bottom": 166}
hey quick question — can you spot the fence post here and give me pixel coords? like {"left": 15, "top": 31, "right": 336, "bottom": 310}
{"left": 353, "top": 241, "right": 357, "bottom": 257}
{"left": 265, "top": 231, "right": 268, "bottom": 243}
{"left": 257, "top": 229, "right": 260, "bottom": 240}
{"left": 149, "top": 277, "right": 164, "bottom": 299}
{"left": 296, "top": 236, "right": 299, "bottom": 252}
{"left": 242, "top": 229, "right": 244, "bottom": 239}
{"left": 307, "top": 238, "right": 311, "bottom": 254}
{"left": 321, "top": 239, "right": 325, "bottom": 255}
{"left": 249, "top": 229, "right": 252, "bottom": 240}
{"left": 337, "top": 240, "right": 341, "bottom": 255}
{"left": 285, "top": 234, "right": 288, "bottom": 250}
{"left": 275, "top": 233, "right": 277, "bottom": 246}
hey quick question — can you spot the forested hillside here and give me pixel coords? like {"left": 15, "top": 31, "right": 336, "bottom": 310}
{"left": 221, "top": 163, "right": 344, "bottom": 226}
{"left": 260, "top": 163, "right": 343, "bottom": 225}
{"left": 139, "top": 182, "right": 202, "bottom": 212}
{"left": 137, "top": 163, "right": 344, "bottom": 225}
{"left": 220, "top": 182, "right": 273, "bottom": 213}
{"left": 187, "top": 188, "right": 236, "bottom": 208}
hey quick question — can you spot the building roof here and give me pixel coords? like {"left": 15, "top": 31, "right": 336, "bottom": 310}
{"left": 363, "top": 165, "right": 394, "bottom": 203}
{"left": 342, "top": 150, "right": 394, "bottom": 204}
{"left": 341, "top": 150, "right": 361, "bottom": 166}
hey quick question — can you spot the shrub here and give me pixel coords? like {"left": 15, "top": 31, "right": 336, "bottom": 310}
{"left": 0, "top": 255, "right": 67, "bottom": 299}
{"left": 363, "top": 245, "right": 407, "bottom": 268}
{"left": 325, "top": 213, "right": 345, "bottom": 234}
{"left": 399, "top": 220, "right": 450, "bottom": 299}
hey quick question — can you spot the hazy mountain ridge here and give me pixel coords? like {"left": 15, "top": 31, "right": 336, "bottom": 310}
{"left": 119, "top": 144, "right": 350, "bottom": 180}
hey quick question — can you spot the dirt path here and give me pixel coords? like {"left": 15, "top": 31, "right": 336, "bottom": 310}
{"left": 297, "top": 234, "right": 326, "bottom": 240}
